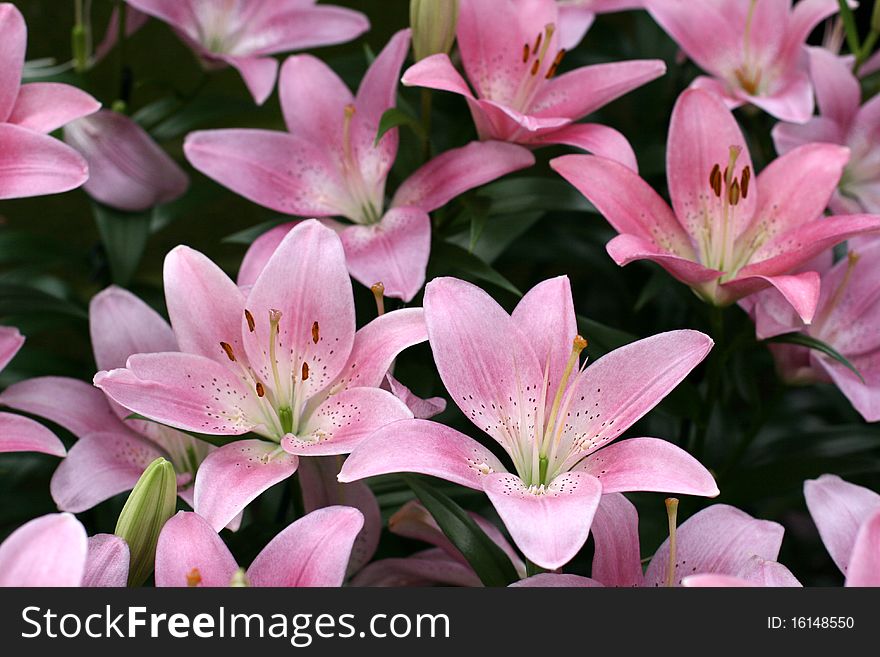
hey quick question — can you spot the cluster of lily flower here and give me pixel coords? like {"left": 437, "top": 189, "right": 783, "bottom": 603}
{"left": 0, "top": 0, "right": 878, "bottom": 587}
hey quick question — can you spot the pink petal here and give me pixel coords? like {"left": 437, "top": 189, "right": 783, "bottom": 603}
{"left": 285, "top": 387, "right": 413, "bottom": 456}
{"left": 846, "top": 509, "right": 880, "bottom": 587}
{"left": 643, "top": 505, "right": 785, "bottom": 587}
{"left": 0, "top": 325, "right": 23, "bottom": 371}
{"left": 484, "top": 471, "right": 602, "bottom": 570}
{"left": 244, "top": 219, "right": 355, "bottom": 402}
{"left": 575, "top": 437, "right": 718, "bottom": 496}
{"left": 401, "top": 53, "right": 475, "bottom": 98}
{"left": 0, "top": 123, "right": 89, "bottom": 200}
{"left": 384, "top": 374, "right": 447, "bottom": 419}
{"left": 124, "top": 0, "right": 196, "bottom": 30}
{"left": 720, "top": 272, "right": 820, "bottom": 324}
{"left": 804, "top": 474, "right": 880, "bottom": 576}
{"left": 739, "top": 143, "right": 849, "bottom": 254}
{"left": 528, "top": 123, "right": 637, "bottom": 171}
{"left": 83, "top": 534, "right": 130, "bottom": 587}
{"left": 183, "top": 129, "right": 347, "bottom": 215}
{"left": 814, "top": 354, "right": 880, "bottom": 423}
{"left": 193, "top": 439, "right": 299, "bottom": 532}
{"left": 94, "top": 352, "right": 261, "bottom": 436}
{"left": 590, "top": 493, "right": 643, "bottom": 587}
{"left": 550, "top": 154, "right": 697, "bottom": 260}
{"left": 510, "top": 573, "right": 603, "bottom": 587}
{"left": 0, "top": 513, "right": 87, "bottom": 586}
{"left": 785, "top": 0, "right": 842, "bottom": 58}
{"left": 771, "top": 116, "right": 844, "bottom": 158}
{"left": 247, "top": 506, "right": 363, "bottom": 587}
{"left": 340, "top": 208, "right": 431, "bottom": 302}
{"left": 0, "top": 376, "right": 121, "bottom": 438}
{"left": 0, "top": 3, "right": 25, "bottom": 122}
{"left": 533, "top": 59, "right": 666, "bottom": 120}
{"left": 298, "top": 456, "right": 381, "bottom": 574}
{"left": 738, "top": 556, "right": 802, "bottom": 587}
{"left": 352, "top": 548, "right": 481, "bottom": 587}
{"left": 667, "top": 89, "right": 755, "bottom": 243}
{"left": 338, "top": 419, "right": 507, "bottom": 490}
{"left": 237, "top": 222, "right": 294, "bottom": 287}
{"left": 218, "top": 54, "right": 279, "bottom": 105}
{"left": 50, "top": 430, "right": 164, "bottom": 513}
{"left": 93, "top": 7, "right": 149, "bottom": 63}
{"left": 807, "top": 47, "right": 860, "bottom": 127}
{"left": 278, "top": 54, "right": 353, "bottom": 143}
{"left": 0, "top": 412, "right": 66, "bottom": 457}
{"left": 681, "top": 573, "right": 758, "bottom": 587}
{"left": 558, "top": 330, "right": 713, "bottom": 458}
{"left": 511, "top": 276, "right": 577, "bottom": 401}
{"left": 90, "top": 285, "right": 177, "bottom": 372}
{"left": 424, "top": 276, "right": 543, "bottom": 450}
{"left": 163, "top": 245, "right": 244, "bottom": 363}
{"left": 392, "top": 140, "right": 535, "bottom": 213}
{"left": 8, "top": 83, "right": 100, "bottom": 133}
{"left": 154, "top": 512, "right": 239, "bottom": 587}
{"left": 331, "top": 308, "right": 429, "bottom": 392}
{"left": 605, "top": 233, "right": 721, "bottom": 286}
{"left": 64, "top": 110, "right": 189, "bottom": 211}
{"left": 739, "top": 70, "right": 815, "bottom": 124}
{"left": 556, "top": 5, "right": 595, "bottom": 50}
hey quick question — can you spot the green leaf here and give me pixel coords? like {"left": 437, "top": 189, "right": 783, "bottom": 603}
{"left": 93, "top": 203, "right": 153, "bottom": 286}
{"left": 403, "top": 475, "right": 519, "bottom": 586}
{"left": 374, "top": 107, "right": 426, "bottom": 146}
{"left": 132, "top": 97, "right": 183, "bottom": 130}
{"left": 838, "top": 0, "right": 861, "bottom": 55}
{"left": 0, "top": 283, "right": 87, "bottom": 320}
{"left": 577, "top": 314, "right": 636, "bottom": 358}
{"left": 477, "top": 177, "right": 597, "bottom": 216}
{"left": 765, "top": 332, "right": 864, "bottom": 383}
{"left": 431, "top": 242, "right": 521, "bottom": 296}
{"left": 150, "top": 96, "right": 255, "bottom": 141}
{"left": 223, "top": 218, "right": 286, "bottom": 245}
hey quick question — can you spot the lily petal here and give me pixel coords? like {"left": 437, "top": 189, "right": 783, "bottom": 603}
{"left": 0, "top": 412, "right": 66, "bottom": 457}
{"left": 590, "top": 493, "right": 643, "bottom": 587}
{"left": 0, "top": 513, "right": 87, "bottom": 587}
{"left": 8, "top": 83, "right": 99, "bottom": 133}
{"left": 155, "top": 512, "right": 239, "bottom": 587}
{"left": 846, "top": 508, "right": 880, "bottom": 587}
{"left": 83, "top": 535, "right": 130, "bottom": 587}
{"left": 0, "top": 3, "right": 25, "bottom": 122}
{"left": 0, "top": 123, "right": 89, "bottom": 200}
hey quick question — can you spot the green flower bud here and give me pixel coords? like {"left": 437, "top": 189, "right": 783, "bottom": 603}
{"left": 114, "top": 457, "right": 177, "bottom": 586}
{"left": 410, "top": 0, "right": 459, "bottom": 62}
{"left": 230, "top": 568, "right": 251, "bottom": 587}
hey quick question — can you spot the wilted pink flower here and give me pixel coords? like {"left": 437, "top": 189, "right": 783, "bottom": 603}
{"left": 774, "top": 47, "right": 880, "bottom": 215}
{"left": 186, "top": 30, "right": 534, "bottom": 301}
{"left": 155, "top": 507, "right": 362, "bottom": 587}
{"left": 124, "top": 0, "right": 369, "bottom": 104}
{"left": 0, "top": 326, "right": 66, "bottom": 458}
{"left": 402, "top": 0, "right": 665, "bottom": 169}
{"left": 752, "top": 241, "right": 880, "bottom": 421}
{"left": 0, "top": 287, "right": 218, "bottom": 515}
{"left": 805, "top": 474, "right": 880, "bottom": 586}
{"left": 0, "top": 513, "right": 129, "bottom": 587}
{"left": 553, "top": 89, "right": 880, "bottom": 323}
{"left": 95, "top": 220, "right": 427, "bottom": 531}
{"left": 645, "top": 0, "right": 840, "bottom": 123}
{"left": 64, "top": 110, "right": 189, "bottom": 211}
{"left": 0, "top": 3, "right": 99, "bottom": 199}
{"left": 352, "top": 500, "right": 526, "bottom": 587}
{"left": 340, "top": 275, "right": 718, "bottom": 570}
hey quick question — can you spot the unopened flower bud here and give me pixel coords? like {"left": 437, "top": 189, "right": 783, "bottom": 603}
{"left": 114, "top": 457, "right": 177, "bottom": 586}
{"left": 410, "top": 0, "right": 459, "bottom": 61}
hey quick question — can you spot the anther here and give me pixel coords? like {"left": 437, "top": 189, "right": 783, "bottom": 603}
{"left": 530, "top": 58, "right": 540, "bottom": 76}
{"left": 740, "top": 165, "right": 750, "bottom": 199}
{"left": 219, "top": 341, "right": 236, "bottom": 362}
{"left": 709, "top": 164, "right": 722, "bottom": 197}
{"left": 728, "top": 179, "right": 741, "bottom": 206}
{"left": 244, "top": 308, "right": 255, "bottom": 332}
{"left": 533, "top": 31, "right": 543, "bottom": 54}
{"left": 302, "top": 362, "right": 310, "bottom": 381}
{"left": 522, "top": 43, "right": 530, "bottom": 63}
{"left": 545, "top": 49, "right": 566, "bottom": 79}
{"left": 186, "top": 567, "right": 202, "bottom": 587}
{"left": 311, "top": 321, "right": 320, "bottom": 344}
{"left": 256, "top": 381, "right": 265, "bottom": 397}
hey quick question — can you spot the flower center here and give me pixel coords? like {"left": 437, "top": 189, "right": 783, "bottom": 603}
{"left": 700, "top": 145, "right": 751, "bottom": 276}
{"left": 510, "top": 23, "right": 564, "bottom": 113}
{"left": 341, "top": 104, "right": 383, "bottom": 225}
{"left": 732, "top": 0, "right": 763, "bottom": 95}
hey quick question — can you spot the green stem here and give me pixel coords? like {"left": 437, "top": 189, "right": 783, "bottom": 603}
{"left": 838, "top": 0, "right": 862, "bottom": 55}
{"left": 117, "top": 1, "right": 132, "bottom": 108}
{"left": 72, "top": 0, "right": 89, "bottom": 73}
{"left": 420, "top": 88, "right": 433, "bottom": 162}
{"left": 858, "top": 0, "right": 880, "bottom": 73}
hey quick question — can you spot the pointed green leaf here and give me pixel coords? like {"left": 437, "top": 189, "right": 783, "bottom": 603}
{"left": 375, "top": 107, "right": 426, "bottom": 146}
{"left": 765, "top": 331, "right": 865, "bottom": 383}
{"left": 93, "top": 202, "right": 152, "bottom": 286}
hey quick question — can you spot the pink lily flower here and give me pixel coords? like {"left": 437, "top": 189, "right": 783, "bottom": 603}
{"left": 352, "top": 500, "right": 527, "bottom": 587}
{"left": 155, "top": 507, "right": 363, "bottom": 587}
{"left": 556, "top": 1, "right": 645, "bottom": 49}
{"left": 123, "top": 0, "right": 369, "bottom": 104}
{"left": 401, "top": 0, "right": 666, "bottom": 169}
{"left": 552, "top": 89, "right": 880, "bottom": 323}
{"left": 94, "top": 220, "right": 428, "bottom": 531}
{"left": 774, "top": 47, "right": 880, "bottom": 215}
{"left": 185, "top": 30, "right": 534, "bottom": 301}
{"left": 0, "top": 513, "right": 129, "bottom": 587}
{"left": 64, "top": 109, "right": 189, "bottom": 212}
{"left": 644, "top": 0, "right": 840, "bottom": 123}
{"left": 752, "top": 240, "right": 880, "bottom": 421}
{"left": 339, "top": 275, "right": 718, "bottom": 570}
{"left": 0, "top": 3, "right": 99, "bottom": 199}
{"left": 805, "top": 474, "right": 880, "bottom": 586}
{"left": 0, "top": 287, "right": 222, "bottom": 515}
{"left": 0, "top": 326, "right": 67, "bottom": 458}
